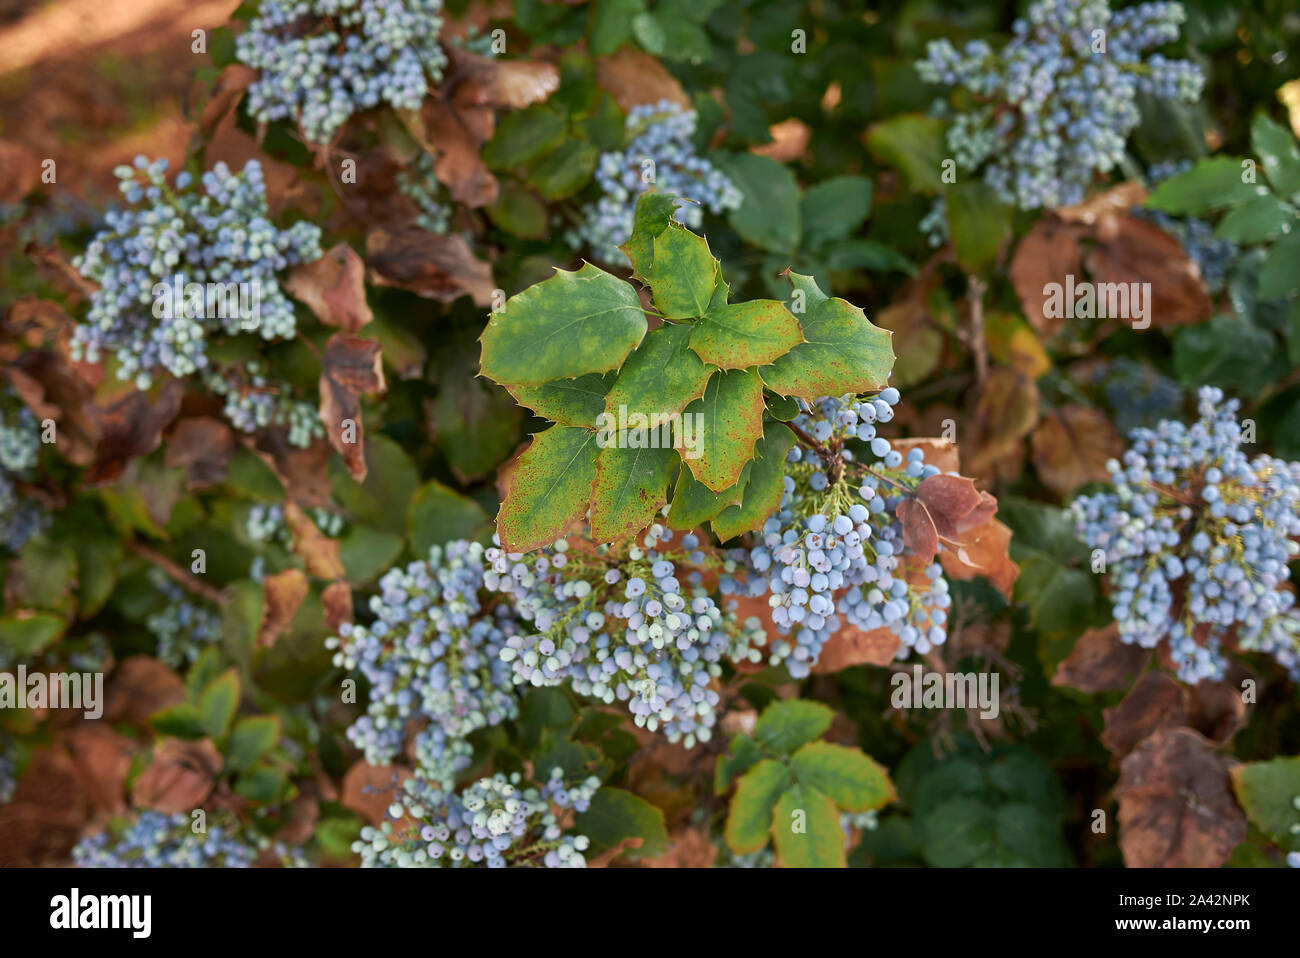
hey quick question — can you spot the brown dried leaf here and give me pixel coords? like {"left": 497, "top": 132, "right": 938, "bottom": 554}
{"left": 639, "top": 829, "right": 717, "bottom": 868}
{"left": 1086, "top": 215, "right": 1214, "bottom": 329}
{"left": 1057, "top": 181, "right": 1148, "bottom": 226}
{"left": 811, "top": 623, "right": 902, "bottom": 672}
{"left": 914, "top": 474, "right": 984, "bottom": 540}
{"left": 0, "top": 140, "right": 40, "bottom": 204}
{"left": 447, "top": 47, "right": 560, "bottom": 110}
{"left": 283, "top": 501, "right": 346, "bottom": 580}
{"left": 102, "top": 655, "right": 186, "bottom": 732}
{"left": 1051, "top": 622, "right": 1149, "bottom": 693}
{"left": 588, "top": 836, "right": 645, "bottom": 868}
{"left": 199, "top": 64, "right": 258, "bottom": 138}
{"left": 751, "top": 119, "right": 810, "bottom": 163}
{"left": 257, "top": 568, "right": 309, "bottom": 649}
{"left": 964, "top": 366, "right": 1039, "bottom": 483}
{"left": 321, "top": 580, "right": 354, "bottom": 633}
{"left": 938, "top": 518, "right": 1018, "bottom": 599}
{"left": 65, "top": 723, "right": 134, "bottom": 815}
{"left": 84, "top": 379, "right": 186, "bottom": 485}
{"left": 595, "top": 48, "right": 690, "bottom": 111}
{"left": 0, "top": 746, "right": 90, "bottom": 866}
{"left": 366, "top": 227, "right": 494, "bottom": 306}
{"left": 132, "top": 737, "right": 223, "bottom": 814}
{"left": 891, "top": 436, "right": 961, "bottom": 474}
{"left": 250, "top": 430, "right": 334, "bottom": 508}
{"left": 422, "top": 97, "right": 498, "bottom": 208}
{"left": 1030, "top": 404, "right": 1124, "bottom": 498}
{"left": 341, "top": 761, "right": 412, "bottom": 826}
{"left": 1115, "top": 726, "right": 1245, "bottom": 868}
{"left": 896, "top": 497, "right": 939, "bottom": 563}
{"left": 320, "top": 334, "right": 386, "bottom": 483}
{"left": 285, "top": 244, "right": 373, "bottom": 333}
{"left": 1183, "top": 672, "right": 1249, "bottom": 747}
{"left": 164, "top": 416, "right": 237, "bottom": 489}
{"left": 1102, "top": 672, "right": 1186, "bottom": 759}
{"left": 1009, "top": 216, "right": 1083, "bottom": 339}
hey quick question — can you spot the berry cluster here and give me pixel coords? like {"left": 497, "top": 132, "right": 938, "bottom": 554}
{"left": 72, "top": 811, "right": 308, "bottom": 868}
{"left": 236, "top": 0, "right": 448, "bottom": 145}
{"left": 917, "top": 0, "right": 1204, "bottom": 209}
{"left": 144, "top": 569, "right": 223, "bottom": 668}
{"left": 1090, "top": 356, "right": 1184, "bottom": 435}
{"left": 0, "top": 391, "right": 47, "bottom": 553}
{"left": 573, "top": 101, "right": 742, "bottom": 263}
{"left": 326, "top": 540, "right": 521, "bottom": 786}
{"left": 354, "top": 769, "right": 597, "bottom": 868}
{"left": 1072, "top": 387, "right": 1300, "bottom": 682}
{"left": 72, "top": 157, "right": 322, "bottom": 389}
{"left": 488, "top": 526, "right": 760, "bottom": 747}
{"left": 396, "top": 152, "right": 452, "bottom": 234}
{"left": 720, "top": 391, "right": 953, "bottom": 676}
{"left": 204, "top": 362, "right": 324, "bottom": 449}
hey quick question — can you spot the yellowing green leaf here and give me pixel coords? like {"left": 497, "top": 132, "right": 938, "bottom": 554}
{"left": 772, "top": 784, "right": 845, "bottom": 867}
{"left": 789, "top": 741, "right": 896, "bottom": 812}
{"left": 726, "top": 758, "right": 791, "bottom": 855}
{"left": 588, "top": 443, "right": 678, "bottom": 543}
{"left": 604, "top": 323, "right": 712, "bottom": 421}
{"left": 690, "top": 299, "right": 804, "bottom": 369}
{"left": 760, "top": 272, "right": 894, "bottom": 399}
{"left": 496, "top": 426, "right": 600, "bottom": 552}
{"left": 480, "top": 264, "right": 646, "bottom": 387}
{"left": 683, "top": 368, "right": 765, "bottom": 492}
{"left": 648, "top": 225, "right": 717, "bottom": 319}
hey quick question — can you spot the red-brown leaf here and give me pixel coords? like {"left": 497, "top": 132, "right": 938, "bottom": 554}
{"left": 319, "top": 334, "right": 386, "bottom": 482}
{"left": 285, "top": 243, "right": 373, "bottom": 332}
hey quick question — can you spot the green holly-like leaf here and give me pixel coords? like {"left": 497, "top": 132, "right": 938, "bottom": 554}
{"left": 666, "top": 458, "right": 751, "bottom": 529}
{"left": 588, "top": 443, "right": 678, "bottom": 543}
{"left": 1250, "top": 113, "right": 1300, "bottom": 199}
{"left": 726, "top": 758, "right": 792, "bottom": 855}
{"left": 509, "top": 372, "right": 614, "bottom": 427}
{"left": 772, "top": 784, "right": 846, "bottom": 867}
{"left": 789, "top": 741, "right": 896, "bottom": 813}
{"left": 864, "top": 113, "right": 946, "bottom": 193}
{"left": 1231, "top": 757, "right": 1300, "bottom": 849}
{"left": 1259, "top": 231, "right": 1300, "bottom": 300}
{"left": 227, "top": 715, "right": 281, "bottom": 773}
{"left": 647, "top": 224, "right": 717, "bottom": 319}
{"left": 479, "top": 263, "right": 646, "bottom": 388}
{"left": 573, "top": 787, "right": 669, "bottom": 860}
{"left": 715, "top": 733, "right": 764, "bottom": 795}
{"left": 711, "top": 421, "right": 796, "bottom": 541}
{"left": 800, "top": 175, "right": 874, "bottom": 248}
{"left": 407, "top": 479, "right": 492, "bottom": 556}
{"left": 149, "top": 703, "right": 207, "bottom": 740}
{"left": 619, "top": 192, "right": 683, "bottom": 282}
{"left": 915, "top": 797, "right": 997, "bottom": 867}
{"left": 1146, "top": 157, "right": 1263, "bottom": 215}
{"left": 946, "top": 180, "right": 1012, "bottom": 272}
{"left": 760, "top": 272, "right": 894, "bottom": 399}
{"left": 1214, "top": 193, "right": 1295, "bottom": 244}
{"left": 717, "top": 152, "right": 802, "bottom": 253}
{"left": 689, "top": 299, "right": 804, "bottom": 369}
{"left": 529, "top": 140, "right": 600, "bottom": 201}
{"left": 753, "top": 699, "right": 835, "bottom": 755}
{"left": 603, "top": 323, "right": 712, "bottom": 422}
{"left": 198, "top": 669, "right": 240, "bottom": 741}
{"left": 683, "top": 368, "right": 765, "bottom": 492}
{"left": 496, "top": 426, "right": 600, "bottom": 553}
